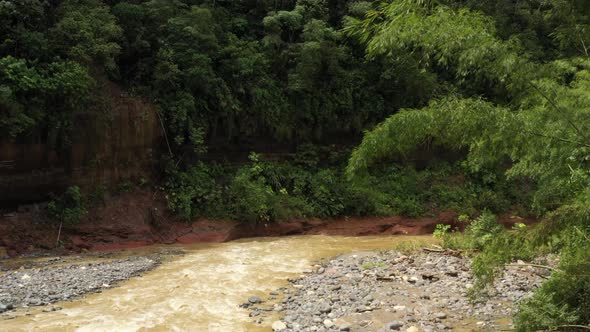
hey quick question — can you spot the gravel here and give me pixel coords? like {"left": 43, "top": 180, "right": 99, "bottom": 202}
{"left": 245, "top": 250, "right": 548, "bottom": 331}
{"left": 0, "top": 256, "right": 157, "bottom": 311}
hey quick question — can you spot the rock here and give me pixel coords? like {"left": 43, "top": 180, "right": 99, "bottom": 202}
{"left": 436, "top": 324, "right": 447, "bottom": 330}
{"left": 319, "top": 303, "right": 332, "bottom": 313}
{"left": 393, "top": 305, "right": 406, "bottom": 312}
{"left": 445, "top": 270, "right": 458, "bottom": 277}
{"left": 339, "top": 323, "right": 352, "bottom": 331}
{"left": 248, "top": 296, "right": 262, "bottom": 304}
{"left": 406, "top": 327, "right": 421, "bottom": 332}
{"left": 387, "top": 321, "right": 404, "bottom": 330}
{"left": 435, "top": 312, "right": 447, "bottom": 319}
{"left": 272, "top": 320, "right": 287, "bottom": 331}
{"left": 323, "top": 319, "right": 334, "bottom": 328}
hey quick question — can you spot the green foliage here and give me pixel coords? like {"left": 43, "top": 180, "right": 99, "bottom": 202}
{"left": 515, "top": 235, "right": 590, "bottom": 331}
{"left": 466, "top": 210, "right": 503, "bottom": 249}
{"left": 345, "top": 2, "right": 590, "bottom": 328}
{"left": 51, "top": 0, "right": 122, "bottom": 72}
{"left": 0, "top": 55, "right": 93, "bottom": 140}
{"left": 163, "top": 155, "right": 520, "bottom": 223}
{"left": 360, "top": 261, "right": 386, "bottom": 270}
{"left": 47, "top": 186, "right": 87, "bottom": 225}
{"left": 164, "top": 162, "right": 223, "bottom": 221}
{"left": 433, "top": 224, "right": 451, "bottom": 239}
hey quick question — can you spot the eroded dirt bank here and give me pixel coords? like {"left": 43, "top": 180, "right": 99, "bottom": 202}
{"left": 0, "top": 190, "right": 529, "bottom": 258}
{"left": 0, "top": 191, "right": 442, "bottom": 257}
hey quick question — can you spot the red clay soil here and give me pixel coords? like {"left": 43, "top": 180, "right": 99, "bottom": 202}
{"left": 0, "top": 190, "right": 532, "bottom": 257}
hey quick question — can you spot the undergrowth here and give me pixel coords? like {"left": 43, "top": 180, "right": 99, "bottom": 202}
{"left": 437, "top": 195, "right": 590, "bottom": 331}
{"left": 163, "top": 152, "right": 526, "bottom": 223}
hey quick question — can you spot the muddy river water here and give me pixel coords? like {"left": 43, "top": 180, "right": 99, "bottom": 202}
{"left": 3, "top": 235, "right": 434, "bottom": 332}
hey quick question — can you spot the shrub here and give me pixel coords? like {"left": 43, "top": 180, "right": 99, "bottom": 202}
{"left": 465, "top": 210, "right": 504, "bottom": 250}
{"left": 514, "top": 238, "right": 590, "bottom": 331}
{"left": 164, "top": 162, "right": 223, "bottom": 221}
{"left": 433, "top": 224, "right": 451, "bottom": 238}
{"left": 47, "top": 186, "right": 87, "bottom": 225}
{"left": 304, "top": 170, "right": 345, "bottom": 218}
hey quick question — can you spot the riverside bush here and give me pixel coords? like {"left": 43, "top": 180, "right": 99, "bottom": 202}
{"left": 47, "top": 186, "right": 87, "bottom": 226}
{"left": 164, "top": 155, "right": 523, "bottom": 224}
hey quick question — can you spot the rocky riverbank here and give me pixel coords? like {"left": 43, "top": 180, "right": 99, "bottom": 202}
{"left": 0, "top": 249, "right": 183, "bottom": 315}
{"left": 245, "top": 250, "right": 549, "bottom": 332}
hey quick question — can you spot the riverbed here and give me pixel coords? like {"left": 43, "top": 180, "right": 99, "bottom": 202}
{"left": 1, "top": 235, "right": 436, "bottom": 331}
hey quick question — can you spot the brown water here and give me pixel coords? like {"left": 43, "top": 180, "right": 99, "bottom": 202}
{"left": 3, "top": 235, "right": 434, "bottom": 332}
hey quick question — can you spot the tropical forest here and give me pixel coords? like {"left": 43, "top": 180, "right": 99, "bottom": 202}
{"left": 0, "top": 0, "right": 589, "bottom": 331}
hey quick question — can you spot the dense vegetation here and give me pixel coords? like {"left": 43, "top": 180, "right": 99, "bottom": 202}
{"left": 344, "top": 1, "right": 590, "bottom": 330}
{"left": 2, "top": 0, "right": 590, "bottom": 329}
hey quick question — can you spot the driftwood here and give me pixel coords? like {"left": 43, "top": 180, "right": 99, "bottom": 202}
{"left": 376, "top": 276, "right": 395, "bottom": 282}
{"left": 552, "top": 325, "right": 590, "bottom": 331}
{"left": 422, "top": 247, "right": 461, "bottom": 256}
{"left": 506, "top": 263, "right": 559, "bottom": 271}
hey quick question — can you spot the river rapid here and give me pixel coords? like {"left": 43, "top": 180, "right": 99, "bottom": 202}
{"left": 2, "top": 235, "right": 434, "bottom": 332}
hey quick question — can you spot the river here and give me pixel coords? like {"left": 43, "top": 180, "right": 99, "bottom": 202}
{"left": 3, "top": 235, "right": 434, "bottom": 332}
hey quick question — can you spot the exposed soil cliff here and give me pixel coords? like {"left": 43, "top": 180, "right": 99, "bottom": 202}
{"left": 0, "top": 190, "right": 532, "bottom": 258}
{"left": 0, "top": 84, "right": 162, "bottom": 207}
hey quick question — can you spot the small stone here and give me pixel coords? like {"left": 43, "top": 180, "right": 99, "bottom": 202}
{"left": 272, "top": 320, "right": 287, "bottom": 331}
{"left": 406, "top": 327, "right": 421, "bottom": 332}
{"left": 319, "top": 303, "right": 332, "bottom": 313}
{"left": 248, "top": 296, "right": 262, "bottom": 304}
{"left": 339, "top": 323, "right": 352, "bottom": 331}
{"left": 445, "top": 270, "right": 458, "bottom": 277}
{"left": 387, "top": 321, "right": 404, "bottom": 330}
{"left": 393, "top": 305, "right": 407, "bottom": 312}
{"left": 324, "top": 319, "right": 334, "bottom": 328}
{"left": 435, "top": 312, "right": 447, "bottom": 319}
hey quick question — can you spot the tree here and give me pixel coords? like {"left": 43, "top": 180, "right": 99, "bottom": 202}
{"left": 50, "top": 0, "right": 122, "bottom": 72}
